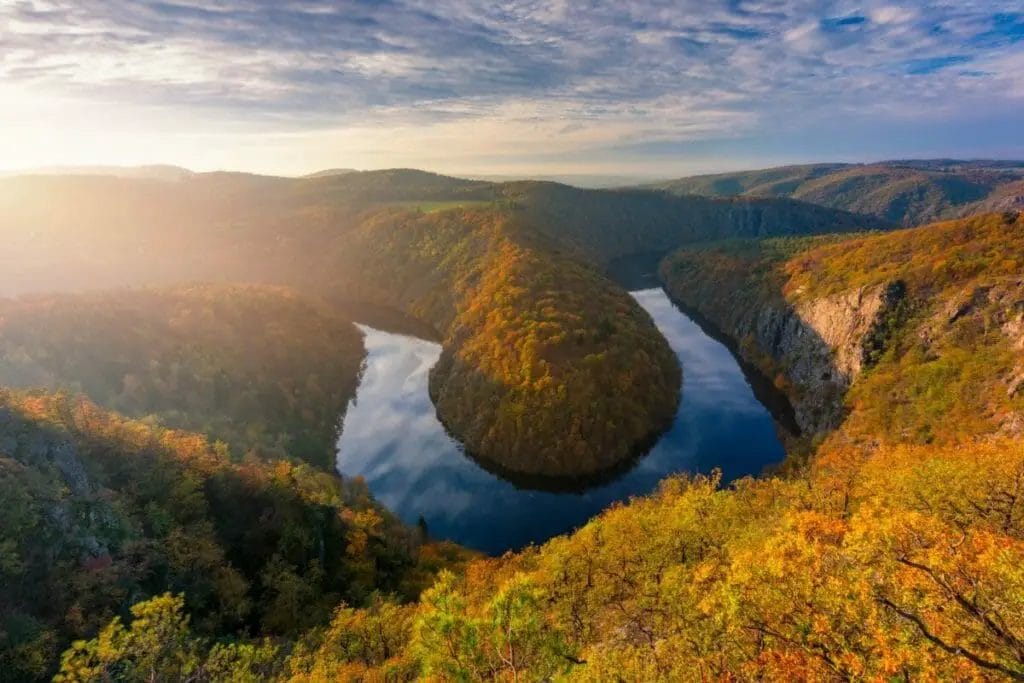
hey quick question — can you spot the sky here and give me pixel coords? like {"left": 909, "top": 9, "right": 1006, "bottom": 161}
{"left": 1, "top": 0, "right": 1023, "bottom": 177}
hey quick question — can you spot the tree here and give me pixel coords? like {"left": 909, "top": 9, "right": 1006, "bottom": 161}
{"left": 55, "top": 593, "right": 200, "bottom": 683}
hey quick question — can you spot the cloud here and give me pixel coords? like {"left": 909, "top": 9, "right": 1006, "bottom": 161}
{"left": 0, "top": 0, "right": 1022, "bottom": 173}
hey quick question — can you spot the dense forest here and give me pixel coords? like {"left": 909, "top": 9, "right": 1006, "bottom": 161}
{"left": 497, "top": 181, "right": 883, "bottom": 264}
{"left": 38, "top": 381, "right": 1024, "bottom": 680}
{"left": 647, "top": 160, "right": 1024, "bottom": 227}
{"left": 0, "top": 285, "right": 364, "bottom": 470}
{"left": 0, "top": 390, "right": 467, "bottom": 682}
{"left": 323, "top": 208, "right": 681, "bottom": 477}
{"left": 3, "top": 167, "right": 1024, "bottom": 679}
{"left": 661, "top": 211, "right": 1024, "bottom": 451}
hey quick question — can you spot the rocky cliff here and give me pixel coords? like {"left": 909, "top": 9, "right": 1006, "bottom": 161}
{"left": 660, "top": 212, "right": 1024, "bottom": 448}
{"left": 748, "top": 284, "right": 904, "bottom": 433}
{"left": 660, "top": 249, "right": 905, "bottom": 436}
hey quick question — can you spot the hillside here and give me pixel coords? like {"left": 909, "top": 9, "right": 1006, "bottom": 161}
{"left": 649, "top": 160, "right": 1024, "bottom": 226}
{"left": 323, "top": 208, "right": 681, "bottom": 478}
{"left": 0, "top": 390, "right": 465, "bottom": 682}
{"left": 52, "top": 395, "right": 1024, "bottom": 680}
{"left": 661, "top": 211, "right": 1024, "bottom": 450}
{"left": 0, "top": 285, "right": 364, "bottom": 470}
{"left": 500, "top": 181, "right": 884, "bottom": 264}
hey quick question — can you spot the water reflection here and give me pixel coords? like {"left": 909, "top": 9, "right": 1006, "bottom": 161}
{"left": 336, "top": 288, "right": 786, "bottom": 555}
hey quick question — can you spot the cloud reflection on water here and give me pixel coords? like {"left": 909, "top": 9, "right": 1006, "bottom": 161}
{"left": 336, "top": 289, "right": 785, "bottom": 554}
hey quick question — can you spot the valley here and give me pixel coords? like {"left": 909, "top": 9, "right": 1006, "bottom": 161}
{"left": 1, "top": 164, "right": 1022, "bottom": 680}
{"left": 335, "top": 288, "right": 787, "bottom": 555}
{"left": 0, "top": 169, "right": 871, "bottom": 480}
{"left": 7, "top": 1, "right": 1024, "bottom": 677}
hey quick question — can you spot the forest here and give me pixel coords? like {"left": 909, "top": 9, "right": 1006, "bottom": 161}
{"left": 1, "top": 167, "right": 1023, "bottom": 680}
{"left": 647, "top": 160, "right": 1024, "bottom": 226}
{"left": 32, "top": 377, "right": 1024, "bottom": 680}
{"left": 322, "top": 208, "right": 681, "bottom": 477}
{"left": 0, "top": 285, "right": 365, "bottom": 471}
{"left": 0, "top": 389, "right": 468, "bottom": 681}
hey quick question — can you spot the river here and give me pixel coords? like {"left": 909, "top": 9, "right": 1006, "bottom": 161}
{"left": 335, "top": 287, "right": 787, "bottom": 555}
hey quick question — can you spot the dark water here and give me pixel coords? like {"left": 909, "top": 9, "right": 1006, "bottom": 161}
{"left": 336, "top": 288, "right": 787, "bottom": 555}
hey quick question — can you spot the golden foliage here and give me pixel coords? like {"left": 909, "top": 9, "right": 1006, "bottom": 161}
{"left": 329, "top": 208, "right": 680, "bottom": 477}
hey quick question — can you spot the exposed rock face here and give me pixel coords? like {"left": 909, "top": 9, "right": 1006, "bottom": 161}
{"left": 750, "top": 285, "right": 889, "bottom": 433}
{"left": 660, "top": 271, "right": 904, "bottom": 436}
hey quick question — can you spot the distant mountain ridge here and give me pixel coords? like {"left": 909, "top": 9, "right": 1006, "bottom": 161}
{"left": 303, "top": 167, "right": 360, "bottom": 178}
{"left": 2, "top": 164, "right": 196, "bottom": 181}
{"left": 644, "top": 159, "right": 1024, "bottom": 226}
{"left": 468, "top": 173, "right": 661, "bottom": 188}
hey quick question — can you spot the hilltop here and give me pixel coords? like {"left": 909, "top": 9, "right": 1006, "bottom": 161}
{"left": 647, "top": 159, "right": 1024, "bottom": 226}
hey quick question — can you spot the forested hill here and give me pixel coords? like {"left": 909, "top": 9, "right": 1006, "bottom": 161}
{"left": 322, "top": 208, "right": 681, "bottom": 477}
{"left": 499, "top": 180, "right": 883, "bottom": 263}
{"left": 646, "top": 159, "right": 1024, "bottom": 227}
{"left": 0, "top": 389, "right": 466, "bottom": 681}
{"left": 0, "top": 169, "right": 883, "bottom": 295}
{"left": 0, "top": 285, "right": 364, "bottom": 471}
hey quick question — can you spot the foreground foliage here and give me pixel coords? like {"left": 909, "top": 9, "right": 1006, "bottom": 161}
{"left": 0, "top": 391, "right": 461, "bottom": 682}
{"left": 53, "top": 439, "right": 1024, "bottom": 681}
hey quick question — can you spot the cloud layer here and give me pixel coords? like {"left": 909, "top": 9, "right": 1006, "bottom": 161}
{"left": 2, "top": 0, "right": 1022, "bottom": 174}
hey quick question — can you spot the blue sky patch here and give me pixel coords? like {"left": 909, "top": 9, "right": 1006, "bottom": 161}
{"left": 970, "top": 12, "right": 1024, "bottom": 48}
{"left": 904, "top": 55, "right": 972, "bottom": 75}
{"left": 821, "top": 15, "right": 867, "bottom": 31}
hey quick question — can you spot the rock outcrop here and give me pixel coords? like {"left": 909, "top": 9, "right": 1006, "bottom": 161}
{"left": 660, "top": 264, "right": 906, "bottom": 435}
{"left": 748, "top": 285, "right": 891, "bottom": 433}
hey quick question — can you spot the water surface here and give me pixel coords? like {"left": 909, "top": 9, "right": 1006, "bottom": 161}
{"left": 336, "top": 288, "right": 786, "bottom": 555}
